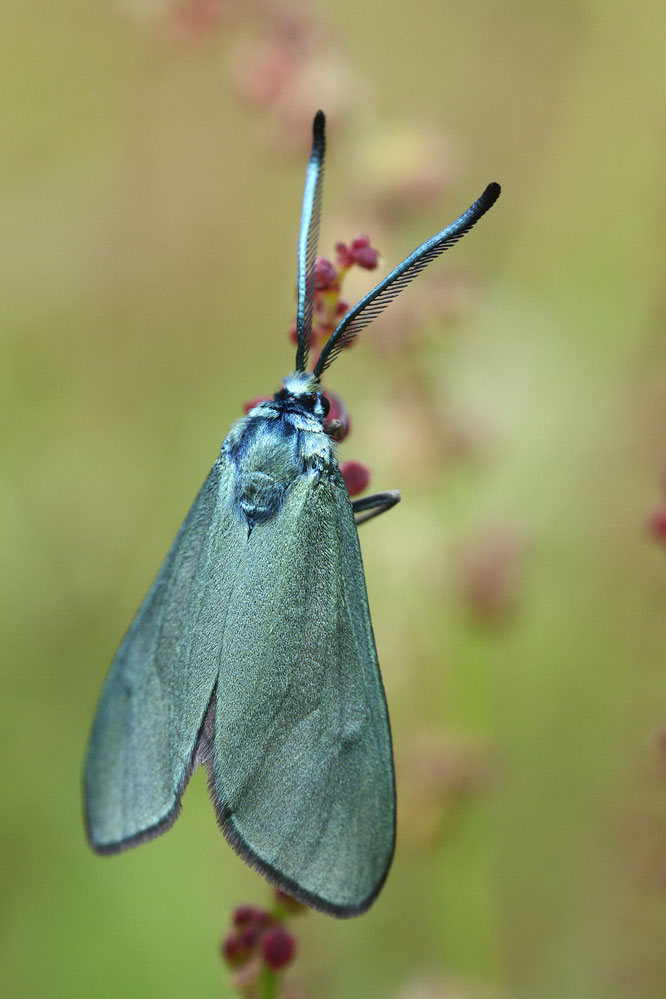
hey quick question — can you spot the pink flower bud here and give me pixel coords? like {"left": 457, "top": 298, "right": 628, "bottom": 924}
{"left": 163, "top": 0, "right": 230, "bottom": 46}
{"left": 238, "top": 925, "right": 262, "bottom": 950}
{"left": 349, "top": 234, "right": 379, "bottom": 269}
{"left": 340, "top": 460, "right": 370, "bottom": 497}
{"left": 335, "top": 237, "right": 379, "bottom": 270}
{"left": 334, "top": 242, "right": 354, "bottom": 269}
{"left": 232, "top": 905, "right": 269, "bottom": 928}
{"left": 314, "top": 257, "right": 339, "bottom": 291}
{"left": 222, "top": 931, "right": 253, "bottom": 967}
{"left": 234, "top": 41, "right": 298, "bottom": 106}
{"left": 261, "top": 925, "right": 296, "bottom": 971}
{"left": 456, "top": 527, "right": 527, "bottom": 624}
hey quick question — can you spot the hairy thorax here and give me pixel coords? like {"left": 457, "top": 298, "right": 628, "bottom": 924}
{"left": 222, "top": 398, "right": 334, "bottom": 529}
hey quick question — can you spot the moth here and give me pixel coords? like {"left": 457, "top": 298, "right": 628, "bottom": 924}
{"left": 84, "top": 110, "right": 500, "bottom": 916}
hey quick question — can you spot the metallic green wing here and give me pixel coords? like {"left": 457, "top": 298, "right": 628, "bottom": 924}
{"left": 84, "top": 457, "right": 244, "bottom": 852}
{"left": 208, "top": 468, "right": 396, "bottom": 917}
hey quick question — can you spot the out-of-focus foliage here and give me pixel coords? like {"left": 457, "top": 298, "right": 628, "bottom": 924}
{"left": 2, "top": 1, "right": 666, "bottom": 998}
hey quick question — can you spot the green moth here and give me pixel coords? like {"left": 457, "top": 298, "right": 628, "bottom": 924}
{"left": 84, "top": 111, "right": 500, "bottom": 916}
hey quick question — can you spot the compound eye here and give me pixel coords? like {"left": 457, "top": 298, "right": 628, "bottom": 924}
{"left": 320, "top": 394, "right": 330, "bottom": 417}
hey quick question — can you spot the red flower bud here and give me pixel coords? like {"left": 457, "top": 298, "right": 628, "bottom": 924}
{"left": 314, "top": 257, "right": 339, "bottom": 291}
{"left": 261, "top": 926, "right": 296, "bottom": 971}
{"left": 238, "top": 925, "right": 262, "bottom": 950}
{"left": 335, "top": 236, "right": 379, "bottom": 270}
{"left": 222, "top": 931, "right": 253, "bottom": 967}
{"left": 353, "top": 245, "right": 379, "bottom": 269}
{"left": 334, "top": 241, "right": 354, "bottom": 269}
{"left": 340, "top": 460, "right": 370, "bottom": 497}
{"left": 349, "top": 234, "right": 379, "bottom": 270}
{"left": 232, "top": 905, "right": 269, "bottom": 928}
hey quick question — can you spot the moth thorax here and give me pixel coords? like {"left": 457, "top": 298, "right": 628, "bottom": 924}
{"left": 238, "top": 471, "right": 285, "bottom": 527}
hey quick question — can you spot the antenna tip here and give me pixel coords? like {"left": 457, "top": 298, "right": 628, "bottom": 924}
{"left": 313, "top": 110, "right": 326, "bottom": 137}
{"left": 484, "top": 181, "right": 501, "bottom": 205}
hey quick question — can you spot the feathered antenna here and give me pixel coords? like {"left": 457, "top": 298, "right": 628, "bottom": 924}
{"left": 295, "top": 111, "right": 326, "bottom": 372}
{"left": 312, "top": 182, "right": 501, "bottom": 377}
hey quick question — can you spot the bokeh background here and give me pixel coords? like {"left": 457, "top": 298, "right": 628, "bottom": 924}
{"left": 3, "top": 1, "right": 666, "bottom": 996}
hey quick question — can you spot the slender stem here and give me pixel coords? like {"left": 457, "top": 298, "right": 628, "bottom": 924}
{"left": 259, "top": 966, "right": 278, "bottom": 999}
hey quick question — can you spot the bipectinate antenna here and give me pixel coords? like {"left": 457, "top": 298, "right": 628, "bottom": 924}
{"left": 312, "top": 182, "right": 501, "bottom": 377}
{"left": 295, "top": 111, "right": 326, "bottom": 372}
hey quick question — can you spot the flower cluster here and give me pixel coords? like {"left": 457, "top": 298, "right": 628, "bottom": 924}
{"left": 243, "top": 238, "right": 381, "bottom": 498}
{"left": 455, "top": 526, "right": 528, "bottom": 625}
{"left": 221, "top": 890, "right": 304, "bottom": 996}
{"left": 335, "top": 234, "right": 380, "bottom": 271}
{"left": 301, "top": 241, "right": 380, "bottom": 370}
{"left": 162, "top": 0, "right": 231, "bottom": 45}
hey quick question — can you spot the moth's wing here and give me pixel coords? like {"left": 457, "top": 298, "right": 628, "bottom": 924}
{"left": 210, "top": 468, "right": 396, "bottom": 917}
{"left": 84, "top": 456, "right": 245, "bottom": 853}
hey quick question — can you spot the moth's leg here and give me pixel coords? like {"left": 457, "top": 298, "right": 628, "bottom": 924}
{"left": 352, "top": 490, "right": 401, "bottom": 526}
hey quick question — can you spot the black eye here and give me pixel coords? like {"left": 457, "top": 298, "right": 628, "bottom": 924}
{"left": 320, "top": 395, "right": 330, "bottom": 417}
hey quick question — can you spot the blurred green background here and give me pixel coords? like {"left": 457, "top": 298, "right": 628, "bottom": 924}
{"left": 3, "top": 1, "right": 666, "bottom": 996}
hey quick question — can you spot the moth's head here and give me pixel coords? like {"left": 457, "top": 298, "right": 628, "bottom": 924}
{"left": 276, "top": 371, "right": 330, "bottom": 420}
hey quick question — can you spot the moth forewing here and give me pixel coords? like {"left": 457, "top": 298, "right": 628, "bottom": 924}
{"left": 84, "top": 458, "right": 240, "bottom": 852}
{"left": 206, "top": 468, "right": 394, "bottom": 916}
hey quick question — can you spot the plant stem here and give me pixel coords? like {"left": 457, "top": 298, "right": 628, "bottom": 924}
{"left": 259, "top": 966, "right": 277, "bottom": 999}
